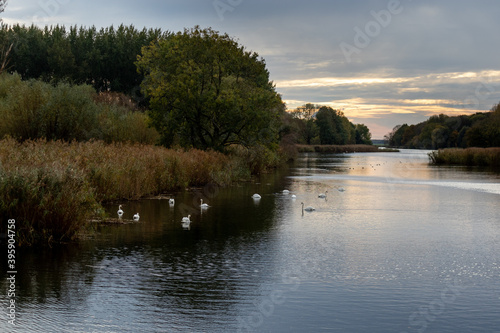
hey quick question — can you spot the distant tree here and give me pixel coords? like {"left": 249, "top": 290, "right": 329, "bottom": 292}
{"left": 304, "top": 118, "right": 319, "bottom": 144}
{"left": 384, "top": 103, "right": 500, "bottom": 148}
{"left": 136, "top": 26, "right": 283, "bottom": 151}
{"left": 315, "top": 107, "right": 336, "bottom": 144}
{"left": 431, "top": 125, "right": 449, "bottom": 149}
{"left": 315, "top": 106, "right": 353, "bottom": 145}
{"left": 355, "top": 124, "right": 372, "bottom": 145}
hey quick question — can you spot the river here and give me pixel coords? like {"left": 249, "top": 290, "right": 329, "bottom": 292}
{"left": 1, "top": 150, "right": 499, "bottom": 332}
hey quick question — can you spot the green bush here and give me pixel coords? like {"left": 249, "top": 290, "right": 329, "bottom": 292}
{"left": 0, "top": 73, "right": 159, "bottom": 144}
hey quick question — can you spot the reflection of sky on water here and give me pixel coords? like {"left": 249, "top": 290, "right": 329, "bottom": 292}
{"left": 292, "top": 149, "right": 500, "bottom": 195}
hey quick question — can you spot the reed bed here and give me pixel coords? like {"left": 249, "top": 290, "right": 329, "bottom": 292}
{"left": 428, "top": 147, "right": 500, "bottom": 167}
{"left": 295, "top": 144, "right": 380, "bottom": 153}
{"left": 0, "top": 138, "right": 235, "bottom": 245}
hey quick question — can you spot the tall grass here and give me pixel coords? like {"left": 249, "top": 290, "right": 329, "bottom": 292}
{"left": 0, "top": 165, "right": 99, "bottom": 246}
{"left": 428, "top": 147, "right": 500, "bottom": 167}
{"left": 0, "top": 72, "right": 291, "bottom": 246}
{"left": 295, "top": 144, "right": 380, "bottom": 153}
{"left": 0, "top": 138, "right": 236, "bottom": 245}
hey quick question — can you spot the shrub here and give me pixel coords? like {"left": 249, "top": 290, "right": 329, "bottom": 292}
{"left": 0, "top": 73, "right": 159, "bottom": 144}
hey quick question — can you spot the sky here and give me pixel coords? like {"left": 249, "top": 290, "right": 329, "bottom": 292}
{"left": 2, "top": 0, "right": 500, "bottom": 139}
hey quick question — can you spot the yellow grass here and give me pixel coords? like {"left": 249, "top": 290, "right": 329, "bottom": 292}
{"left": 0, "top": 138, "right": 235, "bottom": 245}
{"left": 429, "top": 147, "right": 500, "bottom": 167}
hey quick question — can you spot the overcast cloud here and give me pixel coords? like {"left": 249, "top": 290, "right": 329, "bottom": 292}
{"left": 2, "top": 0, "right": 500, "bottom": 138}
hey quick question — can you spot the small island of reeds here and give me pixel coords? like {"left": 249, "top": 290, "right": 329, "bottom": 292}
{"left": 428, "top": 147, "right": 500, "bottom": 167}
{"left": 296, "top": 144, "right": 398, "bottom": 153}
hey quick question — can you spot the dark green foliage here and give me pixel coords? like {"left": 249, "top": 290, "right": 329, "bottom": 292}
{"left": 0, "top": 23, "right": 165, "bottom": 101}
{"left": 385, "top": 104, "right": 500, "bottom": 148}
{"left": 291, "top": 105, "right": 370, "bottom": 145}
{"left": 137, "top": 26, "right": 283, "bottom": 151}
{"left": 355, "top": 124, "right": 372, "bottom": 145}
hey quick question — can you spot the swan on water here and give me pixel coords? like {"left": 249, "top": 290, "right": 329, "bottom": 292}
{"left": 133, "top": 213, "right": 140, "bottom": 221}
{"left": 252, "top": 194, "right": 261, "bottom": 199}
{"left": 181, "top": 215, "right": 191, "bottom": 229}
{"left": 169, "top": 198, "right": 175, "bottom": 205}
{"left": 301, "top": 202, "right": 315, "bottom": 212}
{"left": 282, "top": 190, "right": 290, "bottom": 194}
{"left": 117, "top": 205, "right": 124, "bottom": 217}
{"left": 318, "top": 190, "right": 328, "bottom": 198}
{"left": 200, "top": 199, "right": 209, "bottom": 208}
{"left": 291, "top": 194, "right": 297, "bottom": 199}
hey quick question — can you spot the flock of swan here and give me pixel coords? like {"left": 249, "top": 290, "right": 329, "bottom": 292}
{"left": 117, "top": 204, "right": 140, "bottom": 221}
{"left": 116, "top": 187, "right": 345, "bottom": 227}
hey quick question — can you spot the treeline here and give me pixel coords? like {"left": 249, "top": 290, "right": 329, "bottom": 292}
{"left": 385, "top": 103, "right": 500, "bottom": 149}
{"left": 285, "top": 103, "right": 372, "bottom": 145}
{"left": 0, "top": 73, "right": 159, "bottom": 144}
{"left": 0, "top": 23, "right": 166, "bottom": 98}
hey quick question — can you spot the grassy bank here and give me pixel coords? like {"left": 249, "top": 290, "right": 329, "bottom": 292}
{"left": 296, "top": 144, "right": 387, "bottom": 153}
{"left": 0, "top": 139, "right": 259, "bottom": 246}
{"left": 428, "top": 147, "right": 500, "bottom": 167}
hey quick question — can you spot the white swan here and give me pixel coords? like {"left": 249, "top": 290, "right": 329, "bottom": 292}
{"left": 117, "top": 205, "right": 124, "bottom": 217}
{"left": 291, "top": 194, "right": 297, "bottom": 199}
{"left": 133, "top": 213, "right": 140, "bottom": 221}
{"left": 169, "top": 198, "right": 175, "bottom": 205}
{"left": 181, "top": 215, "right": 191, "bottom": 223}
{"left": 200, "top": 199, "right": 209, "bottom": 208}
{"left": 301, "top": 202, "right": 315, "bottom": 212}
{"left": 318, "top": 190, "right": 328, "bottom": 198}
{"left": 252, "top": 194, "right": 261, "bottom": 199}
{"left": 282, "top": 189, "right": 290, "bottom": 194}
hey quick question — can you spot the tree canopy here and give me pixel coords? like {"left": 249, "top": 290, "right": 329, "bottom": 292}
{"left": 289, "top": 104, "right": 372, "bottom": 145}
{"left": 136, "top": 26, "right": 284, "bottom": 151}
{"left": 384, "top": 104, "right": 500, "bottom": 149}
{"left": 0, "top": 23, "right": 164, "bottom": 99}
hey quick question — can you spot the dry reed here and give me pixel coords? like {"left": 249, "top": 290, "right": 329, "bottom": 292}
{"left": 295, "top": 144, "right": 380, "bottom": 153}
{"left": 0, "top": 138, "right": 235, "bottom": 245}
{"left": 429, "top": 147, "right": 500, "bottom": 167}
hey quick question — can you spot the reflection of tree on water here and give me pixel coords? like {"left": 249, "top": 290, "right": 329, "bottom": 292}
{"left": 0, "top": 169, "right": 288, "bottom": 331}
{"left": 0, "top": 242, "right": 106, "bottom": 309}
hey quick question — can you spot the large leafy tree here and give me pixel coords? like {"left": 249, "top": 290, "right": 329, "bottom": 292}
{"left": 136, "top": 26, "right": 283, "bottom": 151}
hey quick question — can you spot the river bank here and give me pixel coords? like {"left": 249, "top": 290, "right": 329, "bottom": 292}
{"left": 0, "top": 138, "right": 276, "bottom": 246}
{"left": 0, "top": 140, "right": 403, "bottom": 246}
{"left": 295, "top": 144, "right": 398, "bottom": 153}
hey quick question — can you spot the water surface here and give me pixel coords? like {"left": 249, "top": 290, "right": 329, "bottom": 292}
{"left": 1, "top": 150, "right": 499, "bottom": 332}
